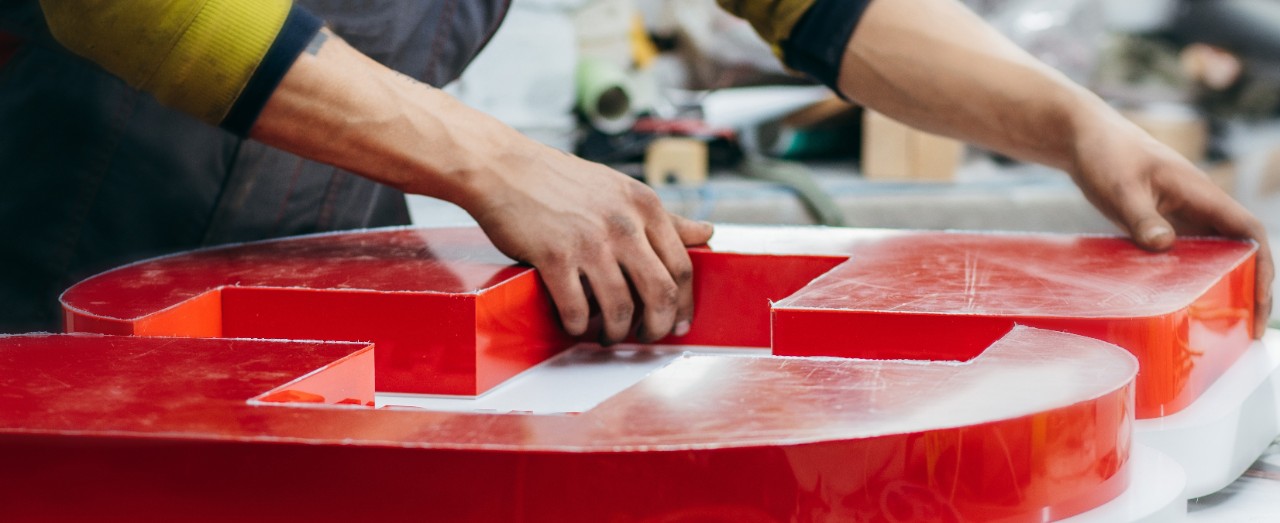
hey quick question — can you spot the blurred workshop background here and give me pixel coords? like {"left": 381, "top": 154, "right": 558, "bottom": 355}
{"left": 407, "top": 0, "right": 1280, "bottom": 329}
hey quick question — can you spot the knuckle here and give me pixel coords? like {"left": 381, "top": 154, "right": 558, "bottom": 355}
{"left": 658, "top": 280, "right": 679, "bottom": 308}
{"left": 583, "top": 240, "right": 607, "bottom": 258}
{"left": 671, "top": 262, "right": 694, "bottom": 285}
{"left": 627, "top": 182, "right": 664, "bottom": 210}
{"left": 625, "top": 178, "right": 653, "bottom": 199}
{"left": 541, "top": 248, "right": 571, "bottom": 268}
{"left": 640, "top": 282, "right": 677, "bottom": 317}
{"left": 610, "top": 300, "right": 635, "bottom": 323}
{"left": 605, "top": 213, "right": 638, "bottom": 238}
{"left": 560, "top": 304, "right": 588, "bottom": 324}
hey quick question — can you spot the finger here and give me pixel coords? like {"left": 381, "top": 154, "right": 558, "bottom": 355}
{"left": 1165, "top": 214, "right": 1217, "bottom": 237}
{"left": 1254, "top": 236, "right": 1273, "bottom": 338}
{"left": 1202, "top": 210, "right": 1272, "bottom": 338}
{"left": 1169, "top": 182, "right": 1273, "bottom": 337}
{"left": 583, "top": 260, "right": 635, "bottom": 345}
{"left": 620, "top": 244, "right": 680, "bottom": 343}
{"left": 649, "top": 214, "right": 702, "bottom": 337}
{"left": 1204, "top": 214, "right": 1273, "bottom": 338}
{"left": 670, "top": 213, "right": 714, "bottom": 246}
{"left": 1111, "top": 183, "right": 1177, "bottom": 252}
{"left": 537, "top": 258, "right": 590, "bottom": 336}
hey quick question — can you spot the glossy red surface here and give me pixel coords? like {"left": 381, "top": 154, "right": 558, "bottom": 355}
{"left": 761, "top": 230, "right": 1255, "bottom": 418}
{"left": 61, "top": 228, "right": 566, "bottom": 395}
{"left": 0, "top": 327, "right": 1134, "bottom": 522}
{"left": 35, "top": 224, "right": 1244, "bottom": 520}
{"left": 60, "top": 225, "right": 1255, "bottom": 413}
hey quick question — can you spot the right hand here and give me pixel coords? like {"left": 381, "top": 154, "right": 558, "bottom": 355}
{"left": 459, "top": 139, "right": 714, "bottom": 345}
{"left": 247, "top": 31, "right": 712, "bottom": 343}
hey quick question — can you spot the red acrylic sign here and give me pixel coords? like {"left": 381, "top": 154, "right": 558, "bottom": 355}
{"left": 61, "top": 226, "right": 1255, "bottom": 417}
{"left": 1, "top": 327, "right": 1133, "bottom": 522}
{"left": 0, "top": 225, "right": 1253, "bottom": 521}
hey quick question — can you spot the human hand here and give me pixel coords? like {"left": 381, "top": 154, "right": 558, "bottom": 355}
{"left": 247, "top": 31, "right": 713, "bottom": 344}
{"left": 1068, "top": 113, "right": 1273, "bottom": 337}
{"left": 457, "top": 139, "right": 714, "bottom": 345}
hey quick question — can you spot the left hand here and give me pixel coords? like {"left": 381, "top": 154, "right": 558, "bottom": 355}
{"left": 1067, "top": 112, "right": 1273, "bottom": 337}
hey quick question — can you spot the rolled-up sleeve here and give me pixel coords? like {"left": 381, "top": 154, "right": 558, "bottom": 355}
{"left": 39, "top": 0, "right": 322, "bottom": 136}
{"left": 717, "top": 0, "right": 873, "bottom": 90}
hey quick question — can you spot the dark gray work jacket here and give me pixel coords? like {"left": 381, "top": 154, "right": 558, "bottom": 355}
{"left": 0, "top": 0, "right": 510, "bottom": 332}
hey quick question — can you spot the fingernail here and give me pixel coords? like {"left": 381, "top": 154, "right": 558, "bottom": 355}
{"left": 674, "top": 320, "right": 691, "bottom": 337}
{"left": 1143, "top": 226, "right": 1173, "bottom": 244}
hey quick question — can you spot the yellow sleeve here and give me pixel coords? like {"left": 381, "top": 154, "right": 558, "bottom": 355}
{"left": 716, "top": 0, "right": 817, "bottom": 50}
{"left": 39, "top": 0, "right": 291, "bottom": 125}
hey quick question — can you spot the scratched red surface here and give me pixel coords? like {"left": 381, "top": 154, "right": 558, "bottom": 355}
{"left": 61, "top": 227, "right": 568, "bottom": 395}
{"left": 0, "top": 326, "right": 1134, "bottom": 522}
{"left": 16, "top": 224, "right": 1247, "bottom": 520}
{"left": 61, "top": 225, "right": 1256, "bottom": 417}
{"left": 754, "top": 229, "right": 1256, "bottom": 418}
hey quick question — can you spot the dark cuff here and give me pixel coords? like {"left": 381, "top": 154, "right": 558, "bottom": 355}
{"left": 780, "top": 0, "right": 873, "bottom": 92}
{"left": 221, "top": 4, "right": 324, "bottom": 137}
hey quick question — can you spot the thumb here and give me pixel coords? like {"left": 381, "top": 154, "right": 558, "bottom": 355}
{"left": 669, "top": 213, "right": 714, "bottom": 246}
{"left": 1107, "top": 182, "right": 1176, "bottom": 251}
{"left": 1127, "top": 213, "right": 1176, "bottom": 252}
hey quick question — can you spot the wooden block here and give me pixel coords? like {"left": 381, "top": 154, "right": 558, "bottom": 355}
{"left": 913, "top": 129, "right": 965, "bottom": 181}
{"left": 862, "top": 110, "right": 962, "bottom": 181}
{"left": 644, "top": 137, "right": 708, "bottom": 187}
{"left": 861, "top": 110, "right": 911, "bottom": 180}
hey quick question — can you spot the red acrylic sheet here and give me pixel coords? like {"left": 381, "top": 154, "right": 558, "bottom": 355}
{"left": 60, "top": 228, "right": 571, "bottom": 396}
{"left": 728, "top": 228, "right": 1256, "bottom": 419}
{"left": 60, "top": 225, "right": 1256, "bottom": 418}
{"left": 0, "top": 327, "right": 1135, "bottom": 522}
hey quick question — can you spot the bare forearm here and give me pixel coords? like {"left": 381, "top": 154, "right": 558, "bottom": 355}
{"left": 250, "top": 29, "right": 712, "bottom": 343}
{"left": 834, "top": 0, "right": 1272, "bottom": 334}
{"left": 836, "top": 0, "right": 1107, "bottom": 172}
{"left": 250, "top": 29, "right": 514, "bottom": 209}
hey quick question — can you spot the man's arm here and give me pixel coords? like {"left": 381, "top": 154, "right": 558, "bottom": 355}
{"left": 832, "top": 0, "right": 1271, "bottom": 336}
{"left": 40, "top": 1, "right": 711, "bottom": 344}
{"left": 39, "top": 0, "right": 305, "bottom": 133}
{"left": 727, "top": 0, "right": 1272, "bottom": 336}
{"left": 252, "top": 29, "right": 712, "bottom": 344}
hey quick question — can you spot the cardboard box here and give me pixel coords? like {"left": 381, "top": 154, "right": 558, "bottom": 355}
{"left": 861, "top": 110, "right": 963, "bottom": 181}
{"left": 644, "top": 137, "right": 708, "bottom": 187}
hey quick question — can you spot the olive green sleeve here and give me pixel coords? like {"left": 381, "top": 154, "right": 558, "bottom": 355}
{"left": 718, "top": 0, "right": 873, "bottom": 90}
{"left": 39, "top": 0, "right": 291, "bottom": 125}
{"left": 716, "top": 0, "right": 816, "bottom": 51}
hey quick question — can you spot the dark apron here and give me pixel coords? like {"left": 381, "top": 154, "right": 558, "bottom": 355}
{"left": 0, "top": 0, "right": 510, "bottom": 332}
